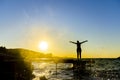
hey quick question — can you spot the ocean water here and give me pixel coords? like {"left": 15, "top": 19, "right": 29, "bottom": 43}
{"left": 32, "top": 58, "right": 120, "bottom": 80}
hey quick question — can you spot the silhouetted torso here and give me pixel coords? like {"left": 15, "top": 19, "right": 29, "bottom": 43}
{"left": 77, "top": 42, "right": 81, "bottom": 49}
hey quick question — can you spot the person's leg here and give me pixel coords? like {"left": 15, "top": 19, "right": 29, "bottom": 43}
{"left": 77, "top": 50, "right": 79, "bottom": 60}
{"left": 80, "top": 49, "right": 82, "bottom": 59}
{"left": 78, "top": 51, "right": 80, "bottom": 60}
{"left": 77, "top": 49, "right": 81, "bottom": 61}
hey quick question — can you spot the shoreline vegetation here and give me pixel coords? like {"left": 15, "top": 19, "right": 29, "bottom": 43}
{"left": 0, "top": 46, "right": 119, "bottom": 80}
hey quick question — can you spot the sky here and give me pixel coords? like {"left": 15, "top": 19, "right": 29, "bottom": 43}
{"left": 0, "top": 0, "right": 120, "bottom": 58}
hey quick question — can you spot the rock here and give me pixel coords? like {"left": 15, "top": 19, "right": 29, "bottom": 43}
{"left": 39, "top": 76, "right": 47, "bottom": 80}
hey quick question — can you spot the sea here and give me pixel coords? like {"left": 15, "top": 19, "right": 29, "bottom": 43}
{"left": 32, "top": 58, "right": 120, "bottom": 80}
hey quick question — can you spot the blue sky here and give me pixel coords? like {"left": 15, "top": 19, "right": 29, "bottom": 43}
{"left": 0, "top": 0, "right": 120, "bottom": 58}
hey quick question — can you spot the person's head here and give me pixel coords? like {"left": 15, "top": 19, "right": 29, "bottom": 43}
{"left": 77, "top": 40, "right": 79, "bottom": 43}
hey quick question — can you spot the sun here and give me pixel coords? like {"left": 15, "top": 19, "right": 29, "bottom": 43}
{"left": 39, "top": 41, "right": 48, "bottom": 51}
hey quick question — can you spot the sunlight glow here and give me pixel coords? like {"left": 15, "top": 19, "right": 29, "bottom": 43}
{"left": 39, "top": 41, "right": 48, "bottom": 51}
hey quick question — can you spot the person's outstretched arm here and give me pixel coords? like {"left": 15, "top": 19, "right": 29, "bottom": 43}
{"left": 80, "top": 40, "right": 88, "bottom": 44}
{"left": 69, "top": 41, "right": 77, "bottom": 44}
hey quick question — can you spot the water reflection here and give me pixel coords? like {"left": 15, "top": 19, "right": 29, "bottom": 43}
{"left": 32, "top": 59, "right": 120, "bottom": 80}
{"left": 32, "top": 62, "right": 73, "bottom": 80}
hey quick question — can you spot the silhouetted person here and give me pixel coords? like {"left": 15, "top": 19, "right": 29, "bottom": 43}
{"left": 70, "top": 40, "right": 88, "bottom": 60}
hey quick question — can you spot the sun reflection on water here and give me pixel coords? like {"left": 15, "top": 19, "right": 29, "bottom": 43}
{"left": 32, "top": 62, "right": 73, "bottom": 80}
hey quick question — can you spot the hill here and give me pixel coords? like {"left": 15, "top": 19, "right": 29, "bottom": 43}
{"left": 0, "top": 47, "right": 52, "bottom": 61}
{"left": 0, "top": 46, "right": 52, "bottom": 80}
